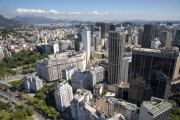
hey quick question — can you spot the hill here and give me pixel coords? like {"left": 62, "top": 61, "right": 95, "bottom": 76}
{"left": 0, "top": 15, "right": 22, "bottom": 28}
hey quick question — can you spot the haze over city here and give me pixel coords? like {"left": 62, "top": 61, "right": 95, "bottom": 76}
{"left": 0, "top": 0, "right": 180, "bottom": 21}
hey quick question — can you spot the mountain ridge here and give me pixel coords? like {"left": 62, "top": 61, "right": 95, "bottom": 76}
{"left": 0, "top": 15, "right": 22, "bottom": 27}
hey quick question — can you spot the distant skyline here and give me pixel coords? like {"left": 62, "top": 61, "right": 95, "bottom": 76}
{"left": 0, "top": 0, "right": 180, "bottom": 21}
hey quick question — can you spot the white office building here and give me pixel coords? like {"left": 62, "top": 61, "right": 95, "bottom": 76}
{"left": 55, "top": 80, "right": 73, "bottom": 111}
{"left": 36, "top": 52, "right": 86, "bottom": 82}
{"left": 139, "top": 97, "right": 172, "bottom": 120}
{"left": 122, "top": 57, "right": 132, "bottom": 83}
{"left": 24, "top": 74, "right": 43, "bottom": 92}
{"left": 82, "top": 30, "right": 91, "bottom": 64}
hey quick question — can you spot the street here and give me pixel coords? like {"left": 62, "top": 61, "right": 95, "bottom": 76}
{"left": 0, "top": 89, "right": 46, "bottom": 120}
{"left": 0, "top": 74, "right": 26, "bottom": 86}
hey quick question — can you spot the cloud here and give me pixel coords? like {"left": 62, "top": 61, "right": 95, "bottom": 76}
{"left": 68, "top": 12, "right": 82, "bottom": 15}
{"left": 14, "top": 8, "right": 63, "bottom": 14}
{"left": 90, "top": 11, "right": 108, "bottom": 15}
{"left": 13, "top": 8, "right": 108, "bottom": 16}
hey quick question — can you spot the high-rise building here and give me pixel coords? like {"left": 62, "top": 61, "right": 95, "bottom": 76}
{"left": 95, "top": 22, "right": 110, "bottom": 38}
{"left": 141, "top": 24, "right": 157, "bottom": 48}
{"left": 82, "top": 30, "right": 91, "bottom": 64}
{"left": 93, "top": 27, "right": 101, "bottom": 39}
{"left": 24, "top": 74, "right": 43, "bottom": 92}
{"left": 129, "top": 48, "right": 180, "bottom": 106}
{"left": 139, "top": 97, "right": 172, "bottom": 120}
{"left": 54, "top": 81, "right": 73, "bottom": 111}
{"left": 75, "top": 33, "right": 82, "bottom": 52}
{"left": 138, "top": 27, "right": 143, "bottom": 45}
{"left": 160, "top": 31, "right": 173, "bottom": 49}
{"left": 122, "top": 57, "right": 132, "bottom": 83}
{"left": 108, "top": 31, "right": 126, "bottom": 84}
{"left": 92, "top": 35, "right": 101, "bottom": 51}
{"left": 174, "top": 29, "right": 180, "bottom": 49}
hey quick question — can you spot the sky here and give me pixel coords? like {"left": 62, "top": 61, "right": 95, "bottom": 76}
{"left": 0, "top": 0, "right": 180, "bottom": 21}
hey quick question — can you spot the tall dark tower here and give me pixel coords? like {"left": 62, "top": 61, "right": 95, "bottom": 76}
{"left": 108, "top": 31, "right": 126, "bottom": 85}
{"left": 141, "top": 24, "right": 157, "bottom": 48}
{"left": 128, "top": 48, "right": 180, "bottom": 106}
{"left": 95, "top": 22, "right": 110, "bottom": 38}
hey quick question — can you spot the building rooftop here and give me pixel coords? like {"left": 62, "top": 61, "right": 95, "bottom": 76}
{"left": 107, "top": 113, "right": 125, "bottom": 120}
{"left": 85, "top": 104, "right": 96, "bottom": 113}
{"left": 142, "top": 97, "right": 172, "bottom": 117}
{"left": 105, "top": 92, "right": 116, "bottom": 97}
{"left": 108, "top": 98, "right": 138, "bottom": 111}
{"left": 134, "top": 47, "right": 179, "bottom": 55}
{"left": 73, "top": 89, "right": 92, "bottom": 102}
{"left": 62, "top": 65, "right": 76, "bottom": 71}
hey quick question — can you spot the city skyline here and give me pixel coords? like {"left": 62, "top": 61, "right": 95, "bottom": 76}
{"left": 0, "top": 0, "right": 180, "bottom": 21}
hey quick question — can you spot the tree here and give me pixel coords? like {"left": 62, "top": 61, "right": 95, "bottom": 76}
{"left": 26, "top": 107, "right": 34, "bottom": 116}
{"left": 35, "top": 92, "right": 46, "bottom": 100}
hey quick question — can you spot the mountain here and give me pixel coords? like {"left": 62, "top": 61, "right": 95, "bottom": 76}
{"left": 13, "top": 15, "right": 67, "bottom": 24}
{"left": 13, "top": 15, "right": 93, "bottom": 24}
{"left": 0, "top": 15, "right": 22, "bottom": 28}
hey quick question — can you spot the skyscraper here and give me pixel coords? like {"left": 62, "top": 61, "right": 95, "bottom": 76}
{"left": 141, "top": 24, "right": 157, "bottom": 48}
{"left": 122, "top": 57, "right": 132, "bottom": 83}
{"left": 128, "top": 48, "right": 180, "bottom": 106}
{"left": 160, "top": 31, "right": 172, "bottom": 49}
{"left": 174, "top": 29, "right": 180, "bottom": 49}
{"left": 82, "top": 30, "right": 91, "bottom": 64}
{"left": 54, "top": 81, "right": 73, "bottom": 111}
{"left": 95, "top": 22, "right": 110, "bottom": 38}
{"left": 108, "top": 31, "right": 126, "bottom": 84}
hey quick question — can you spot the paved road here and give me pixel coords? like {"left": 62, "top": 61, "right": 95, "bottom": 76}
{"left": 0, "top": 90, "right": 21, "bottom": 104}
{"left": 0, "top": 89, "right": 46, "bottom": 120}
{"left": 0, "top": 74, "right": 26, "bottom": 86}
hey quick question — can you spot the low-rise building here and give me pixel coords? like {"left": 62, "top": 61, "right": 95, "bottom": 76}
{"left": 36, "top": 52, "right": 86, "bottom": 82}
{"left": 108, "top": 98, "right": 139, "bottom": 120}
{"left": 62, "top": 65, "right": 76, "bottom": 81}
{"left": 71, "top": 66, "right": 105, "bottom": 91}
{"left": 0, "top": 46, "right": 4, "bottom": 61}
{"left": 71, "top": 89, "right": 93, "bottom": 120}
{"left": 93, "top": 84, "right": 103, "bottom": 97}
{"left": 96, "top": 97, "right": 109, "bottom": 115}
{"left": 139, "top": 97, "right": 172, "bottom": 120}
